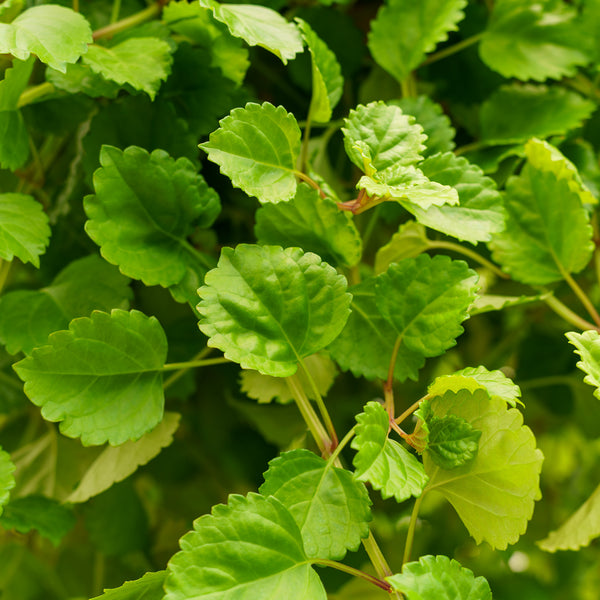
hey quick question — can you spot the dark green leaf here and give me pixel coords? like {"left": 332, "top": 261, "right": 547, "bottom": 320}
{"left": 426, "top": 414, "right": 481, "bottom": 469}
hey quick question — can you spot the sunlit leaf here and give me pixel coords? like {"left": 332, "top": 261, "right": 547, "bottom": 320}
{"left": 90, "top": 571, "right": 166, "bottom": 600}
{"left": 426, "top": 414, "right": 481, "bottom": 470}
{"left": 566, "top": 330, "right": 600, "bottom": 400}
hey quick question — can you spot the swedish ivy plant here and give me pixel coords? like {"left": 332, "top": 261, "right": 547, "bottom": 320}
{"left": 2, "top": 0, "right": 600, "bottom": 598}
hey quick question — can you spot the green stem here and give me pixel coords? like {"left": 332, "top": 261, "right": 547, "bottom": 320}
{"left": 454, "top": 140, "right": 486, "bottom": 157}
{"left": 0, "top": 259, "right": 11, "bottom": 295}
{"left": 313, "top": 559, "right": 392, "bottom": 593}
{"left": 18, "top": 82, "right": 56, "bottom": 109}
{"left": 395, "top": 394, "right": 430, "bottom": 426}
{"left": 519, "top": 375, "right": 575, "bottom": 391}
{"left": 162, "top": 348, "right": 218, "bottom": 389}
{"left": 72, "top": 0, "right": 79, "bottom": 11}
{"left": 427, "top": 240, "right": 509, "bottom": 278}
{"left": 592, "top": 213, "right": 600, "bottom": 286}
{"left": 92, "top": 552, "right": 105, "bottom": 597}
{"left": 93, "top": 2, "right": 162, "bottom": 40}
{"left": 420, "top": 33, "right": 484, "bottom": 67}
{"left": 360, "top": 204, "right": 381, "bottom": 254}
{"left": 326, "top": 426, "right": 356, "bottom": 467}
{"left": 400, "top": 73, "right": 417, "bottom": 98}
{"left": 294, "top": 170, "right": 326, "bottom": 198}
{"left": 385, "top": 335, "right": 404, "bottom": 414}
{"left": 110, "top": 0, "right": 122, "bottom": 23}
{"left": 161, "top": 357, "right": 230, "bottom": 372}
{"left": 403, "top": 494, "right": 424, "bottom": 564}
{"left": 543, "top": 294, "right": 599, "bottom": 332}
{"left": 286, "top": 374, "right": 332, "bottom": 455}
{"left": 559, "top": 266, "right": 600, "bottom": 327}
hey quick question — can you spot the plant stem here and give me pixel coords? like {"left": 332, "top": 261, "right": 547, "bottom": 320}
{"left": 313, "top": 559, "right": 392, "bottom": 592}
{"left": 161, "top": 357, "right": 231, "bottom": 372}
{"left": 363, "top": 530, "right": 394, "bottom": 577}
{"left": 294, "top": 170, "right": 326, "bottom": 198}
{"left": 420, "top": 33, "right": 484, "bottom": 67}
{"left": 360, "top": 204, "right": 381, "bottom": 254}
{"left": 110, "top": 0, "right": 122, "bottom": 23}
{"left": 162, "top": 348, "right": 219, "bottom": 389}
{"left": 543, "top": 294, "right": 599, "bottom": 332}
{"left": 400, "top": 73, "right": 417, "bottom": 98}
{"left": 403, "top": 494, "right": 424, "bottom": 564}
{"left": 395, "top": 394, "right": 429, "bottom": 426}
{"left": 592, "top": 213, "right": 600, "bottom": 286}
{"left": 558, "top": 265, "right": 600, "bottom": 327}
{"left": 326, "top": 426, "right": 356, "bottom": 467}
{"left": 384, "top": 335, "right": 403, "bottom": 414}
{"left": 0, "top": 259, "right": 11, "bottom": 295}
{"left": 427, "top": 240, "right": 509, "bottom": 278}
{"left": 300, "top": 115, "right": 312, "bottom": 174}
{"left": 18, "top": 82, "right": 56, "bottom": 109}
{"left": 93, "top": 2, "right": 162, "bottom": 41}
{"left": 519, "top": 375, "right": 575, "bottom": 391}
{"left": 454, "top": 140, "right": 486, "bottom": 157}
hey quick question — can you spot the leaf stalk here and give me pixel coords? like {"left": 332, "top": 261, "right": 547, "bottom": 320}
{"left": 420, "top": 33, "right": 484, "bottom": 68}
{"left": 543, "top": 294, "right": 600, "bottom": 332}
{"left": 403, "top": 493, "right": 424, "bottom": 565}
{"left": 313, "top": 558, "right": 392, "bottom": 593}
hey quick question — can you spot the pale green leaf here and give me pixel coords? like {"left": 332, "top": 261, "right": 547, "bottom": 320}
{"left": 85, "top": 145, "right": 219, "bottom": 291}
{"left": 197, "top": 244, "right": 351, "bottom": 377}
{"left": 240, "top": 354, "right": 336, "bottom": 404}
{"left": 91, "top": 571, "right": 166, "bottom": 600}
{"left": 423, "top": 389, "right": 544, "bottom": 549}
{"left": 296, "top": 18, "right": 343, "bottom": 123}
{"left": 387, "top": 555, "right": 492, "bottom": 600}
{"left": 427, "top": 415, "right": 481, "bottom": 470}
{"left": 83, "top": 38, "right": 173, "bottom": 100}
{"left": 538, "top": 482, "right": 600, "bottom": 552}
{"left": 0, "top": 448, "right": 15, "bottom": 516}
{"left": 200, "top": 102, "right": 301, "bottom": 204}
{"left": 480, "top": 84, "right": 595, "bottom": 145}
{"left": 164, "top": 493, "right": 326, "bottom": 600}
{"left": 405, "top": 152, "right": 506, "bottom": 244}
{"left": 13, "top": 309, "right": 168, "bottom": 446}
{"left": 0, "top": 0, "right": 24, "bottom": 24}
{"left": 471, "top": 293, "right": 545, "bottom": 315}
{"left": 490, "top": 139, "right": 594, "bottom": 285}
{"left": 0, "top": 193, "right": 50, "bottom": 266}
{"left": 0, "top": 5, "right": 92, "bottom": 72}
{"left": 0, "top": 495, "right": 75, "bottom": 545}
{"left": 260, "top": 449, "right": 371, "bottom": 559}
{"left": 198, "top": 0, "right": 303, "bottom": 64}
{"left": 67, "top": 412, "right": 180, "bottom": 503}
{"left": 375, "top": 221, "right": 429, "bottom": 274}
{"left": 368, "top": 0, "right": 467, "bottom": 84}
{"left": 479, "top": 0, "right": 591, "bottom": 81}
{"left": 254, "top": 183, "right": 362, "bottom": 267}
{"left": 566, "top": 330, "right": 600, "bottom": 400}
{"left": 352, "top": 401, "right": 428, "bottom": 502}
{"left": 0, "top": 254, "right": 132, "bottom": 355}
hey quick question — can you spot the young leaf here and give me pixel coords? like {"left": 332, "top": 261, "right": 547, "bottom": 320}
{"left": 423, "top": 389, "right": 544, "bottom": 549}
{"left": 538, "top": 482, "right": 600, "bottom": 552}
{"left": 254, "top": 183, "right": 362, "bottom": 267}
{"left": 0, "top": 495, "right": 75, "bottom": 546}
{"left": 90, "top": 571, "right": 166, "bottom": 600}
{"left": 0, "top": 5, "right": 93, "bottom": 71}
{"left": 13, "top": 310, "right": 168, "bottom": 446}
{"left": 405, "top": 152, "right": 506, "bottom": 244}
{"left": 164, "top": 493, "right": 327, "bottom": 600}
{"left": 197, "top": 244, "right": 351, "bottom": 377}
{"left": 0, "top": 448, "right": 15, "bottom": 516}
{"left": 0, "top": 193, "right": 50, "bottom": 267}
{"left": 0, "top": 255, "right": 132, "bottom": 355}
{"left": 479, "top": 0, "right": 591, "bottom": 81}
{"left": 387, "top": 555, "right": 492, "bottom": 600}
{"left": 260, "top": 449, "right": 371, "bottom": 559}
{"left": 375, "top": 221, "right": 430, "bottom": 274}
{"left": 352, "top": 401, "right": 428, "bottom": 502}
{"left": 296, "top": 18, "right": 343, "bottom": 123}
{"left": 82, "top": 38, "right": 173, "bottom": 100}
{"left": 368, "top": 0, "right": 467, "bottom": 84}
{"left": 198, "top": 0, "right": 303, "bottom": 64}
{"left": 200, "top": 102, "right": 301, "bottom": 204}
{"left": 426, "top": 415, "right": 481, "bottom": 469}
{"left": 490, "top": 139, "right": 594, "bottom": 285}
{"left": 566, "top": 330, "right": 600, "bottom": 399}
{"left": 85, "top": 145, "right": 219, "bottom": 291}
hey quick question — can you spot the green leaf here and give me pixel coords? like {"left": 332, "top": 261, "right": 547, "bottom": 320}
{"left": 91, "top": 571, "right": 166, "bottom": 600}
{"left": 85, "top": 145, "right": 219, "bottom": 292}
{"left": 254, "top": 183, "right": 362, "bottom": 267}
{"left": 240, "top": 353, "right": 336, "bottom": 404}
{"left": 0, "top": 448, "right": 15, "bottom": 516}
{"left": 566, "top": 330, "right": 600, "bottom": 400}
{"left": 426, "top": 415, "right": 481, "bottom": 469}
{"left": 0, "top": 193, "right": 50, "bottom": 266}
{"left": 368, "top": 0, "right": 467, "bottom": 84}
{"left": 46, "top": 63, "right": 121, "bottom": 98}
{"left": 0, "top": 254, "right": 132, "bottom": 355}
{"left": 375, "top": 221, "right": 430, "bottom": 274}
{"left": 470, "top": 293, "right": 545, "bottom": 315}
{"left": 538, "top": 482, "right": 600, "bottom": 551}
{"left": 490, "top": 138, "right": 594, "bottom": 285}
{"left": 198, "top": 244, "right": 351, "bottom": 377}
{"left": 479, "top": 0, "right": 591, "bottom": 81}
{"left": 164, "top": 493, "right": 327, "bottom": 600}
{"left": 296, "top": 18, "right": 343, "bottom": 123}
{"left": 200, "top": 102, "right": 301, "bottom": 204}
{"left": 83, "top": 37, "right": 173, "bottom": 100}
{"left": 13, "top": 309, "right": 168, "bottom": 446}
{"left": 343, "top": 101, "right": 426, "bottom": 172}
{"left": 0, "top": 495, "right": 75, "bottom": 545}
{"left": 352, "top": 401, "right": 428, "bottom": 502}
{"left": 0, "top": 0, "right": 24, "bottom": 24}
{"left": 387, "top": 555, "right": 492, "bottom": 600}
{"left": 198, "top": 0, "right": 303, "bottom": 64}
{"left": 260, "top": 449, "right": 371, "bottom": 559}
{"left": 423, "top": 389, "right": 544, "bottom": 549}
{"left": 405, "top": 152, "right": 506, "bottom": 244}
{"left": 480, "top": 84, "right": 595, "bottom": 145}
{"left": 67, "top": 412, "right": 180, "bottom": 503}
{"left": 0, "top": 5, "right": 92, "bottom": 72}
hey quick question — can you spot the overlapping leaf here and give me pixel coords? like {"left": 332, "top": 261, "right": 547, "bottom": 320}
{"left": 164, "top": 493, "right": 326, "bottom": 600}
{"left": 426, "top": 415, "right": 481, "bottom": 470}
{"left": 375, "top": 221, "right": 430, "bottom": 274}
{"left": 254, "top": 183, "right": 362, "bottom": 267}
{"left": 566, "top": 330, "right": 600, "bottom": 399}
{"left": 0, "top": 193, "right": 50, "bottom": 266}
{"left": 423, "top": 389, "right": 543, "bottom": 549}
{"left": 13, "top": 310, "right": 168, "bottom": 446}
{"left": 260, "top": 449, "right": 371, "bottom": 559}
{"left": 368, "top": 0, "right": 467, "bottom": 84}
{"left": 198, "top": 0, "right": 302, "bottom": 64}
{"left": 198, "top": 244, "right": 350, "bottom": 377}
{"left": 0, "top": 255, "right": 131, "bottom": 355}
{"left": 0, "top": 448, "right": 15, "bottom": 516}
{"left": 47, "top": 63, "right": 121, "bottom": 99}
{"left": 490, "top": 139, "right": 594, "bottom": 285}
{"left": 201, "top": 102, "right": 301, "bottom": 204}
{"left": 352, "top": 401, "right": 428, "bottom": 502}
{"left": 387, "top": 555, "right": 492, "bottom": 600}
{"left": 91, "top": 571, "right": 166, "bottom": 600}
{"left": 85, "top": 145, "right": 219, "bottom": 293}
